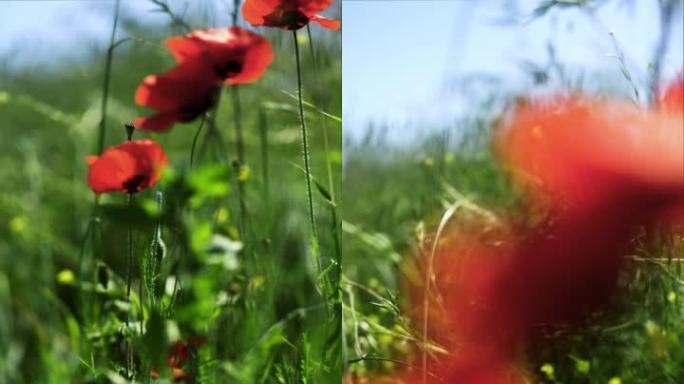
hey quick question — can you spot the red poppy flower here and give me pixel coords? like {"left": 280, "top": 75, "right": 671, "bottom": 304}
{"left": 165, "top": 27, "right": 274, "bottom": 85}
{"left": 87, "top": 140, "right": 168, "bottom": 194}
{"left": 242, "top": 0, "right": 340, "bottom": 30}
{"left": 134, "top": 58, "right": 220, "bottom": 132}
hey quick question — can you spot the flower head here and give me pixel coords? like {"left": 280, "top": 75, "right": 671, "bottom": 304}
{"left": 242, "top": 0, "right": 340, "bottom": 30}
{"left": 166, "top": 27, "right": 274, "bottom": 85}
{"left": 134, "top": 58, "right": 220, "bottom": 132}
{"left": 87, "top": 140, "right": 168, "bottom": 194}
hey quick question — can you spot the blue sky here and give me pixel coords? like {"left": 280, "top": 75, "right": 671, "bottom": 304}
{"left": 343, "top": 0, "right": 683, "bottom": 141}
{"left": 0, "top": 0, "right": 681, "bottom": 143}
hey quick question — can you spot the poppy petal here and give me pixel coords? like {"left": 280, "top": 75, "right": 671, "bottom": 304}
{"left": 87, "top": 140, "right": 168, "bottom": 194}
{"left": 660, "top": 74, "right": 684, "bottom": 114}
{"left": 166, "top": 36, "right": 206, "bottom": 63}
{"left": 310, "top": 14, "right": 340, "bottom": 30}
{"left": 134, "top": 112, "right": 181, "bottom": 133}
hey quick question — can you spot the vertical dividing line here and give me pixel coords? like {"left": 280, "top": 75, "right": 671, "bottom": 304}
{"left": 293, "top": 30, "right": 321, "bottom": 272}
{"left": 125, "top": 192, "right": 134, "bottom": 378}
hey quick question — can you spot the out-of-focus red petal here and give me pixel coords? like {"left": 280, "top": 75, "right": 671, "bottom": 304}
{"left": 85, "top": 155, "right": 98, "bottom": 166}
{"left": 497, "top": 96, "right": 684, "bottom": 207}
{"left": 134, "top": 58, "right": 218, "bottom": 132}
{"left": 310, "top": 14, "right": 340, "bottom": 30}
{"left": 242, "top": 0, "right": 337, "bottom": 29}
{"left": 165, "top": 36, "right": 207, "bottom": 63}
{"left": 295, "top": 0, "right": 336, "bottom": 16}
{"left": 241, "top": 0, "right": 276, "bottom": 26}
{"left": 133, "top": 112, "right": 180, "bottom": 133}
{"left": 135, "top": 58, "right": 217, "bottom": 111}
{"left": 660, "top": 74, "right": 684, "bottom": 114}
{"left": 163, "top": 28, "right": 273, "bottom": 86}
{"left": 228, "top": 33, "right": 274, "bottom": 85}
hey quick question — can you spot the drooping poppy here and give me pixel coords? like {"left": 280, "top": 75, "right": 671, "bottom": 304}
{"left": 242, "top": 0, "right": 340, "bottom": 30}
{"left": 165, "top": 27, "right": 274, "bottom": 85}
{"left": 134, "top": 57, "right": 220, "bottom": 132}
{"left": 87, "top": 140, "right": 168, "bottom": 194}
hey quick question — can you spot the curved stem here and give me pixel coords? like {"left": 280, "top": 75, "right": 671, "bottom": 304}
{"left": 293, "top": 30, "right": 320, "bottom": 271}
{"left": 190, "top": 114, "right": 207, "bottom": 167}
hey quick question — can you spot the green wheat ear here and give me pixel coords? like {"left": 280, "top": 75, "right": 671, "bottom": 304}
{"left": 144, "top": 191, "right": 167, "bottom": 308}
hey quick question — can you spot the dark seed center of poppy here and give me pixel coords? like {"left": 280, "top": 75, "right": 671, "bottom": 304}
{"left": 216, "top": 60, "right": 243, "bottom": 79}
{"left": 274, "top": 10, "right": 309, "bottom": 30}
{"left": 123, "top": 173, "right": 149, "bottom": 193}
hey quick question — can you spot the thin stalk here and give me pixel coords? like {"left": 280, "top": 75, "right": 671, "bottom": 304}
{"left": 231, "top": 85, "right": 247, "bottom": 229}
{"left": 293, "top": 30, "right": 320, "bottom": 271}
{"left": 649, "top": 0, "right": 676, "bottom": 104}
{"left": 231, "top": 0, "right": 240, "bottom": 26}
{"left": 190, "top": 114, "right": 207, "bottom": 167}
{"left": 258, "top": 107, "right": 270, "bottom": 205}
{"left": 96, "top": 0, "right": 121, "bottom": 156}
{"left": 306, "top": 29, "right": 336, "bottom": 201}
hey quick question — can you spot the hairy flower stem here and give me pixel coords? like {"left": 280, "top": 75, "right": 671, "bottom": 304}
{"left": 293, "top": 30, "right": 320, "bottom": 272}
{"left": 124, "top": 126, "right": 135, "bottom": 378}
{"left": 231, "top": 86, "right": 248, "bottom": 231}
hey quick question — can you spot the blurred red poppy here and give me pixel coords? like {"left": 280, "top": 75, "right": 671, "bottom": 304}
{"left": 134, "top": 58, "right": 220, "bottom": 132}
{"left": 87, "top": 140, "right": 168, "bottom": 194}
{"left": 660, "top": 74, "right": 683, "bottom": 114}
{"left": 367, "top": 78, "right": 684, "bottom": 383}
{"left": 497, "top": 94, "right": 683, "bottom": 211}
{"left": 166, "top": 337, "right": 206, "bottom": 382}
{"left": 166, "top": 27, "right": 274, "bottom": 85}
{"left": 242, "top": 0, "right": 340, "bottom": 30}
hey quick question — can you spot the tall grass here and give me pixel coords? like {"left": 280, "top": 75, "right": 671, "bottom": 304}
{"left": 0, "top": 1, "right": 341, "bottom": 382}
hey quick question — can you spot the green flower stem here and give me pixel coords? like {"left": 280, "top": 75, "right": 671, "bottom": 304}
{"left": 293, "top": 30, "right": 320, "bottom": 272}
